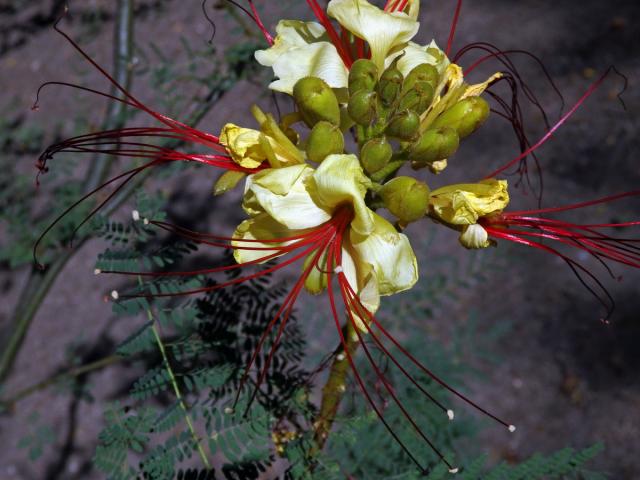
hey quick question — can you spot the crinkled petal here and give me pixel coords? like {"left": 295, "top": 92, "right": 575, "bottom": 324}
{"left": 246, "top": 165, "right": 331, "bottom": 229}
{"left": 349, "top": 212, "right": 418, "bottom": 295}
{"left": 429, "top": 179, "right": 510, "bottom": 225}
{"left": 327, "top": 0, "right": 419, "bottom": 72}
{"left": 232, "top": 213, "right": 299, "bottom": 264}
{"left": 219, "top": 124, "right": 265, "bottom": 169}
{"left": 310, "top": 154, "right": 373, "bottom": 235}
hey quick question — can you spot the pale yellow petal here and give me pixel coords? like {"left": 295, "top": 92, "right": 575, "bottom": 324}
{"left": 429, "top": 179, "right": 510, "bottom": 225}
{"left": 327, "top": 0, "right": 418, "bottom": 73}
{"left": 310, "top": 154, "right": 373, "bottom": 235}
{"left": 338, "top": 248, "right": 379, "bottom": 333}
{"left": 349, "top": 212, "right": 418, "bottom": 295}
{"left": 255, "top": 20, "right": 328, "bottom": 67}
{"left": 232, "top": 213, "right": 298, "bottom": 264}
{"left": 271, "top": 42, "right": 348, "bottom": 94}
{"left": 246, "top": 165, "right": 332, "bottom": 230}
{"left": 386, "top": 40, "right": 449, "bottom": 78}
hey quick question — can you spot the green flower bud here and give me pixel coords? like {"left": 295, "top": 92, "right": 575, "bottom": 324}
{"left": 398, "top": 80, "right": 435, "bottom": 114}
{"left": 385, "top": 110, "right": 420, "bottom": 140}
{"left": 380, "top": 176, "right": 430, "bottom": 224}
{"left": 349, "top": 58, "right": 378, "bottom": 95}
{"left": 306, "top": 121, "right": 345, "bottom": 163}
{"left": 361, "top": 137, "right": 392, "bottom": 174}
{"left": 348, "top": 90, "right": 378, "bottom": 125}
{"left": 431, "top": 96, "right": 490, "bottom": 139}
{"left": 377, "top": 65, "right": 403, "bottom": 106}
{"left": 409, "top": 127, "right": 460, "bottom": 166}
{"left": 293, "top": 76, "right": 341, "bottom": 127}
{"left": 403, "top": 64, "right": 439, "bottom": 92}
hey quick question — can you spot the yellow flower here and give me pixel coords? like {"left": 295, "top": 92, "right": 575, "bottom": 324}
{"left": 218, "top": 106, "right": 305, "bottom": 185}
{"left": 428, "top": 179, "right": 509, "bottom": 249}
{"left": 254, "top": 0, "right": 446, "bottom": 95}
{"left": 233, "top": 154, "right": 418, "bottom": 329}
{"left": 429, "top": 179, "right": 509, "bottom": 225}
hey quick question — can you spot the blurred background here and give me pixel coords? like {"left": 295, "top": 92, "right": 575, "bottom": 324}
{"left": 0, "top": 0, "right": 639, "bottom": 478}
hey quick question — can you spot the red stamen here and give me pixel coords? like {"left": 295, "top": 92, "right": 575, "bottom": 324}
{"left": 484, "top": 67, "right": 621, "bottom": 180}
{"left": 305, "top": 0, "right": 353, "bottom": 67}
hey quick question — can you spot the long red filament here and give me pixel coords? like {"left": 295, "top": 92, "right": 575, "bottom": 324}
{"left": 484, "top": 68, "right": 616, "bottom": 180}
{"left": 445, "top": 0, "right": 463, "bottom": 57}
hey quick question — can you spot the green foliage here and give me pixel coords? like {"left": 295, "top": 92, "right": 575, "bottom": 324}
{"left": 16, "top": 412, "right": 56, "bottom": 462}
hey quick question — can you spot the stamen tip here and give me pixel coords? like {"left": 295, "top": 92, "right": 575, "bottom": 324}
{"left": 224, "top": 407, "right": 234, "bottom": 414}
{"left": 448, "top": 468, "right": 459, "bottom": 474}
{"left": 131, "top": 210, "right": 140, "bottom": 221}
{"left": 447, "top": 409, "right": 455, "bottom": 420}
{"left": 334, "top": 266, "right": 344, "bottom": 274}
{"left": 508, "top": 424, "right": 516, "bottom": 433}
{"left": 110, "top": 290, "right": 119, "bottom": 300}
{"left": 94, "top": 268, "right": 101, "bottom": 275}
{"left": 143, "top": 218, "right": 150, "bottom": 225}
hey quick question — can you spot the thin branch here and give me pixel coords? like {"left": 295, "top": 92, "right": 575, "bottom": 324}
{"left": 145, "top": 297, "right": 211, "bottom": 469}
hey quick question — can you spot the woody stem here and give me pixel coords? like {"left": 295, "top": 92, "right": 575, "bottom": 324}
{"left": 312, "top": 321, "right": 361, "bottom": 451}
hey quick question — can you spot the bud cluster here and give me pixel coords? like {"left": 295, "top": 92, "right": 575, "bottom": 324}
{"left": 284, "top": 59, "right": 492, "bottom": 226}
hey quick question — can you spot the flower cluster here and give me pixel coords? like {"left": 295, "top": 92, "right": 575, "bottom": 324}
{"left": 34, "top": 0, "right": 637, "bottom": 474}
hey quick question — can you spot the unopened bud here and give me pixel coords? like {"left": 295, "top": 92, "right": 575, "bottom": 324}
{"left": 432, "top": 97, "right": 490, "bottom": 139}
{"left": 385, "top": 110, "right": 420, "bottom": 140}
{"left": 306, "top": 121, "right": 344, "bottom": 163}
{"left": 349, "top": 58, "right": 378, "bottom": 95}
{"left": 409, "top": 127, "right": 460, "bottom": 166}
{"left": 403, "top": 63, "right": 439, "bottom": 92}
{"left": 293, "top": 76, "right": 341, "bottom": 127}
{"left": 348, "top": 90, "right": 377, "bottom": 125}
{"left": 398, "top": 80, "right": 435, "bottom": 114}
{"left": 361, "top": 137, "right": 392, "bottom": 174}
{"left": 377, "top": 65, "right": 403, "bottom": 106}
{"left": 380, "top": 176, "right": 430, "bottom": 224}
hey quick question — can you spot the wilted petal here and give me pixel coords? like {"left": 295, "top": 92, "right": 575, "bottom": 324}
{"left": 429, "top": 179, "right": 510, "bottom": 225}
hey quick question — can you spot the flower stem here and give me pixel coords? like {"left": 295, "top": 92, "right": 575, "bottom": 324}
{"left": 312, "top": 322, "right": 361, "bottom": 451}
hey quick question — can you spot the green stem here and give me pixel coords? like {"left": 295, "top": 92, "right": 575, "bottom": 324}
{"left": 147, "top": 308, "right": 211, "bottom": 469}
{"left": 312, "top": 322, "right": 361, "bottom": 452}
